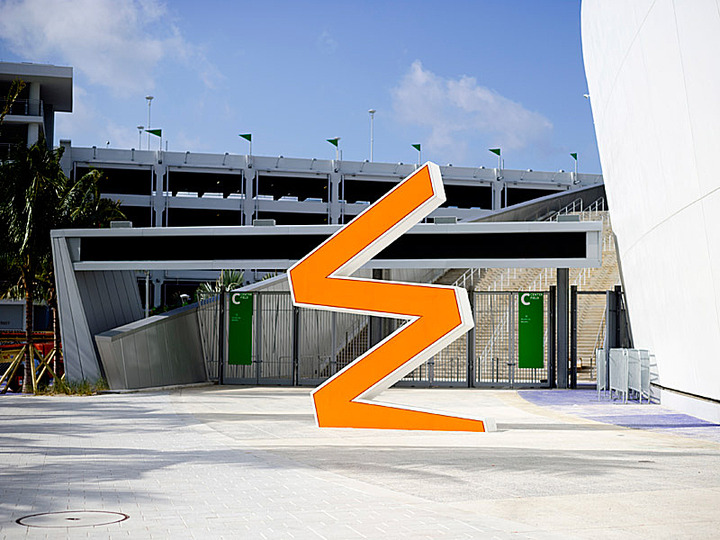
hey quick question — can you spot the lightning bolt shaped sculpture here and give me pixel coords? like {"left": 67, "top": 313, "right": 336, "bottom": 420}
{"left": 288, "top": 162, "right": 495, "bottom": 432}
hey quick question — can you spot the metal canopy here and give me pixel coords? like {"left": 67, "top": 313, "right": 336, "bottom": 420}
{"left": 52, "top": 221, "right": 602, "bottom": 271}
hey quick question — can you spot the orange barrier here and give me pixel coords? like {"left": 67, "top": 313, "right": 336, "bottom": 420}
{"left": 289, "top": 163, "right": 494, "bottom": 432}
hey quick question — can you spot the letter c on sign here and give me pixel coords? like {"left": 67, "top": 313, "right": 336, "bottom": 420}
{"left": 231, "top": 293, "right": 242, "bottom": 304}
{"left": 521, "top": 293, "right": 530, "bottom": 306}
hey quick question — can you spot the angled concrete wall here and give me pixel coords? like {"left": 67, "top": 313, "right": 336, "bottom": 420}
{"left": 52, "top": 235, "right": 143, "bottom": 382}
{"left": 582, "top": 0, "right": 720, "bottom": 419}
{"left": 95, "top": 304, "right": 207, "bottom": 390}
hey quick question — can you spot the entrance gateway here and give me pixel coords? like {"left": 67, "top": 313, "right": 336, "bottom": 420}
{"left": 52, "top": 219, "right": 601, "bottom": 391}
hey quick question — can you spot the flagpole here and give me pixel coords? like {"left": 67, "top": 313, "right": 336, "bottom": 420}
{"left": 239, "top": 134, "right": 252, "bottom": 156}
{"left": 412, "top": 144, "right": 421, "bottom": 166}
{"left": 368, "top": 109, "right": 376, "bottom": 162}
{"left": 327, "top": 137, "right": 340, "bottom": 160}
{"left": 489, "top": 148, "right": 502, "bottom": 170}
{"left": 570, "top": 152, "right": 578, "bottom": 181}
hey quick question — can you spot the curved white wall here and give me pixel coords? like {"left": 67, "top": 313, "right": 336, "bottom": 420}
{"left": 582, "top": 0, "right": 720, "bottom": 411}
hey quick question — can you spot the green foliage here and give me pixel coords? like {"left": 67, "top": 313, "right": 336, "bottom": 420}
{"left": 0, "top": 133, "right": 124, "bottom": 392}
{"left": 0, "top": 134, "right": 124, "bottom": 301}
{"left": 0, "top": 135, "right": 64, "bottom": 271}
{"left": 196, "top": 269, "right": 244, "bottom": 299}
{"left": 36, "top": 378, "right": 109, "bottom": 396}
{"left": 0, "top": 78, "right": 26, "bottom": 130}
{"left": 59, "top": 168, "right": 124, "bottom": 228}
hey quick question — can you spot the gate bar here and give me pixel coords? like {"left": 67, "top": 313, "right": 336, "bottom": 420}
{"left": 557, "top": 269, "right": 569, "bottom": 389}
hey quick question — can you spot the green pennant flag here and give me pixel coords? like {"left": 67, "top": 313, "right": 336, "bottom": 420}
{"left": 146, "top": 128, "right": 162, "bottom": 137}
{"left": 327, "top": 137, "right": 340, "bottom": 147}
{"left": 411, "top": 143, "right": 421, "bottom": 152}
{"left": 488, "top": 148, "right": 501, "bottom": 156}
{"left": 570, "top": 152, "right": 578, "bottom": 160}
{"left": 239, "top": 133, "right": 252, "bottom": 142}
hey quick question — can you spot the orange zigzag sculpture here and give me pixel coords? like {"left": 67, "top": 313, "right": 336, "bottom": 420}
{"left": 288, "top": 162, "right": 495, "bottom": 432}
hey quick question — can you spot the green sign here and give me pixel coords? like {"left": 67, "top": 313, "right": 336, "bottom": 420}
{"left": 518, "top": 292, "right": 544, "bottom": 368}
{"left": 228, "top": 292, "right": 253, "bottom": 365}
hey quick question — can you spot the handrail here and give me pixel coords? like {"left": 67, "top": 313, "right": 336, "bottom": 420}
{"left": 477, "top": 293, "right": 512, "bottom": 369}
{"left": 592, "top": 308, "right": 607, "bottom": 379}
{"left": 0, "top": 98, "right": 44, "bottom": 117}
{"left": 545, "top": 198, "right": 583, "bottom": 221}
{"left": 453, "top": 267, "right": 480, "bottom": 289}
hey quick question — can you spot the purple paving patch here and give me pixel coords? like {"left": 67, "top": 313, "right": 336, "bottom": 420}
{"left": 519, "top": 389, "right": 720, "bottom": 435}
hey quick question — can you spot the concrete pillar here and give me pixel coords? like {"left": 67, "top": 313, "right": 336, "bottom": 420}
{"left": 242, "top": 161, "right": 256, "bottom": 225}
{"left": 152, "top": 163, "right": 167, "bottom": 227}
{"left": 152, "top": 271, "right": 163, "bottom": 308}
{"left": 492, "top": 169, "right": 503, "bottom": 210}
{"left": 28, "top": 82, "right": 40, "bottom": 109}
{"left": 27, "top": 82, "right": 40, "bottom": 146}
{"left": 59, "top": 140, "right": 73, "bottom": 176}
{"left": 27, "top": 124, "right": 39, "bottom": 146}
{"left": 328, "top": 170, "right": 342, "bottom": 224}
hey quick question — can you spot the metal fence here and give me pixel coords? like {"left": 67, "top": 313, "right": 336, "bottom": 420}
{"left": 198, "top": 291, "right": 372, "bottom": 385}
{"left": 599, "top": 348, "right": 656, "bottom": 403}
{"left": 198, "top": 289, "right": 563, "bottom": 389}
{"left": 474, "top": 291, "right": 550, "bottom": 387}
{"left": 576, "top": 291, "right": 608, "bottom": 383}
{"left": 197, "top": 293, "right": 221, "bottom": 380}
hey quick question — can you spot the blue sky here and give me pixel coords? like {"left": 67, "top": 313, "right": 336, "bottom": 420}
{"left": 0, "top": 0, "right": 601, "bottom": 173}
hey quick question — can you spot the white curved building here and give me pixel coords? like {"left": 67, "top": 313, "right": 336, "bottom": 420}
{"left": 582, "top": 0, "right": 720, "bottom": 420}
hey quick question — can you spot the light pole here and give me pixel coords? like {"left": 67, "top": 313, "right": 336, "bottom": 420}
{"left": 145, "top": 95, "right": 154, "bottom": 150}
{"left": 137, "top": 125, "right": 144, "bottom": 149}
{"left": 368, "top": 109, "right": 376, "bottom": 162}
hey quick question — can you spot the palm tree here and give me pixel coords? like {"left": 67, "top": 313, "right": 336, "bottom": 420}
{"left": 0, "top": 79, "right": 26, "bottom": 127}
{"left": 0, "top": 136, "right": 123, "bottom": 391}
{"left": 197, "top": 270, "right": 245, "bottom": 298}
{"left": 49, "top": 168, "right": 123, "bottom": 371}
{"left": 0, "top": 135, "right": 64, "bottom": 392}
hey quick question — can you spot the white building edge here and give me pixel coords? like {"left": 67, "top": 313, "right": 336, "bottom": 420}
{"left": 583, "top": 0, "right": 720, "bottom": 421}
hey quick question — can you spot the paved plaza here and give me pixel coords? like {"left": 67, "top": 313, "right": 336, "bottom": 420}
{"left": 1, "top": 386, "right": 720, "bottom": 539}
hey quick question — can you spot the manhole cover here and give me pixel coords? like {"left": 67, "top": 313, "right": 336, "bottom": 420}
{"left": 16, "top": 510, "right": 129, "bottom": 528}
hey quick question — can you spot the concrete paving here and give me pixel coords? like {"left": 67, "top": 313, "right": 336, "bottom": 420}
{"left": 1, "top": 386, "right": 719, "bottom": 539}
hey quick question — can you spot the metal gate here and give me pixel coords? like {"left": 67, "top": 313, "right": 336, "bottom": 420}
{"left": 297, "top": 309, "right": 371, "bottom": 386}
{"left": 574, "top": 290, "right": 608, "bottom": 384}
{"left": 225, "top": 292, "right": 294, "bottom": 385}
{"left": 473, "top": 291, "right": 550, "bottom": 387}
{"left": 198, "top": 289, "right": 556, "bottom": 389}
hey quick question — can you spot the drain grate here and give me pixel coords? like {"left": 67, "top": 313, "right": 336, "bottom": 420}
{"left": 16, "top": 510, "right": 129, "bottom": 528}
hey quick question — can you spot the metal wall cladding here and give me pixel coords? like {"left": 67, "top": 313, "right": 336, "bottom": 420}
{"left": 95, "top": 306, "right": 206, "bottom": 390}
{"left": 53, "top": 236, "right": 143, "bottom": 383}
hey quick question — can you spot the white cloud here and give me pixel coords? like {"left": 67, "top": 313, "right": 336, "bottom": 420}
{"left": 0, "top": 0, "right": 218, "bottom": 96}
{"left": 391, "top": 61, "right": 552, "bottom": 160}
{"left": 54, "top": 85, "right": 138, "bottom": 148}
{"left": 316, "top": 31, "right": 338, "bottom": 54}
